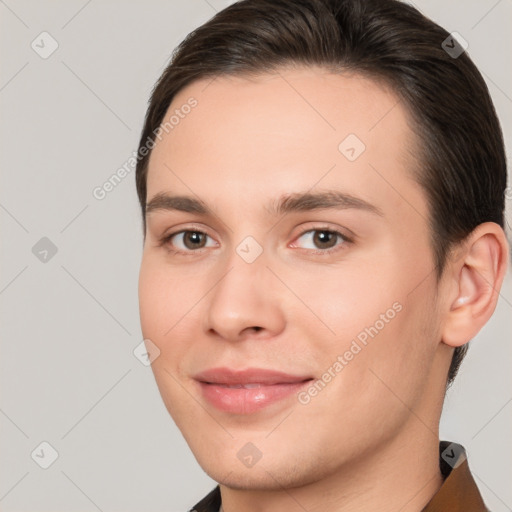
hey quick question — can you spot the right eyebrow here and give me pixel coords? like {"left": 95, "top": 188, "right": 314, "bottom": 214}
{"left": 145, "top": 193, "right": 210, "bottom": 216}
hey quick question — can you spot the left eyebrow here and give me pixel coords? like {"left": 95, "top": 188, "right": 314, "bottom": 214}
{"left": 267, "top": 191, "right": 384, "bottom": 217}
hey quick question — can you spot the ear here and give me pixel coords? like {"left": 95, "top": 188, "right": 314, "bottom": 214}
{"left": 441, "top": 222, "right": 509, "bottom": 348}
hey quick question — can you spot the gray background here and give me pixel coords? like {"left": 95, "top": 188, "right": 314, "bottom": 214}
{"left": 1, "top": 0, "right": 511, "bottom": 511}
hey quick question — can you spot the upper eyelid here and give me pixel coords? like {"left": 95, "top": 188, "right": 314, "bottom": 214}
{"left": 292, "top": 224, "right": 354, "bottom": 242}
{"left": 153, "top": 214, "right": 352, "bottom": 236}
{"left": 295, "top": 228, "right": 344, "bottom": 238}
{"left": 161, "top": 223, "right": 214, "bottom": 239}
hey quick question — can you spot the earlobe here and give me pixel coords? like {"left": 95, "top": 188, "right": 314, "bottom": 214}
{"left": 442, "top": 223, "right": 509, "bottom": 348}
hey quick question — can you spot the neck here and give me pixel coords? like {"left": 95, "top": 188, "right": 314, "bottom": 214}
{"left": 219, "top": 424, "right": 444, "bottom": 512}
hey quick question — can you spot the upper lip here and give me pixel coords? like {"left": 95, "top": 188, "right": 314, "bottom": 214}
{"left": 194, "top": 367, "right": 313, "bottom": 385}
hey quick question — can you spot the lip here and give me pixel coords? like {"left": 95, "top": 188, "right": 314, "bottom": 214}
{"left": 194, "top": 367, "right": 313, "bottom": 414}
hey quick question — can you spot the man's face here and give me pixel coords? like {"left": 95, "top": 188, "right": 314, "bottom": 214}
{"left": 139, "top": 68, "right": 451, "bottom": 489}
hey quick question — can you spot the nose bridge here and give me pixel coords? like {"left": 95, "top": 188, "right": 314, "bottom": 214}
{"left": 203, "top": 246, "right": 285, "bottom": 340}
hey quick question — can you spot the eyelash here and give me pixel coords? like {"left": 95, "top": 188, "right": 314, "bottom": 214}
{"left": 158, "top": 226, "right": 352, "bottom": 256}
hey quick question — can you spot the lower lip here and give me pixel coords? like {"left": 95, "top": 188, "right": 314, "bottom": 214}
{"left": 198, "top": 381, "right": 311, "bottom": 414}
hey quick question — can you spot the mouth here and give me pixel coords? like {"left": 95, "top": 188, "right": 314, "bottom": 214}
{"left": 193, "top": 367, "right": 314, "bottom": 414}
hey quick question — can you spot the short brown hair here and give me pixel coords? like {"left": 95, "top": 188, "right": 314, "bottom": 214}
{"left": 135, "top": 0, "right": 507, "bottom": 384}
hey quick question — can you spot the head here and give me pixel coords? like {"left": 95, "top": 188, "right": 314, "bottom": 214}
{"left": 136, "top": 0, "right": 508, "bottom": 492}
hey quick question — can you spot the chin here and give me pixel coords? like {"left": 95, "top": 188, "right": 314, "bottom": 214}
{"left": 207, "top": 466, "right": 307, "bottom": 492}
{"left": 193, "top": 444, "right": 331, "bottom": 492}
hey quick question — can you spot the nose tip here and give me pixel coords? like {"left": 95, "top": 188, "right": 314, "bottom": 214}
{"left": 203, "top": 262, "right": 286, "bottom": 343}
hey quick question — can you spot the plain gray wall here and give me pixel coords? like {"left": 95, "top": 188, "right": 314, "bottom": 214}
{"left": 1, "top": 1, "right": 510, "bottom": 511}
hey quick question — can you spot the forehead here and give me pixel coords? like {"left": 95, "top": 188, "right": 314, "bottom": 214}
{"left": 146, "top": 67, "right": 425, "bottom": 220}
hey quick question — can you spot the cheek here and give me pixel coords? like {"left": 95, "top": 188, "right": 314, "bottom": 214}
{"left": 138, "top": 257, "right": 196, "bottom": 347}
{"left": 138, "top": 258, "right": 201, "bottom": 415}
{"left": 349, "top": 289, "right": 439, "bottom": 415}
{"left": 292, "top": 261, "right": 438, "bottom": 394}
{"left": 289, "top": 263, "right": 399, "bottom": 347}
{"left": 138, "top": 259, "right": 168, "bottom": 337}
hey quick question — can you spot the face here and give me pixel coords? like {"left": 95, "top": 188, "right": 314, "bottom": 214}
{"left": 138, "top": 67, "right": 451, "bottom": 490}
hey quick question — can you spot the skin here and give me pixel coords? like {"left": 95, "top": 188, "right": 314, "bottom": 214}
{"left": 138, "top": 67, "right": 508, "bottom": 512}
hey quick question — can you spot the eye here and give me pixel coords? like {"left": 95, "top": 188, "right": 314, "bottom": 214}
{"left": 291, "top": 229, "right": 348, "bottom": 252}
{"left": 162, "top": 230, "right": 217, "bottom": 252}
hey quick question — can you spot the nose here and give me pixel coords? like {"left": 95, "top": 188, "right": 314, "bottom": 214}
{"left": 203, "top": 255, "right": 286, "bottom": 343}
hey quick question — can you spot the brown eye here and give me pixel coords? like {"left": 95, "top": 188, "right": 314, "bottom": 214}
{"left": 312, "top": 230, "right": 338, "bottom": 249}
{"left": 292, "top": 229, "right": 347, "bottom": 252}
{"left": 182, "top": 231, "right": 207, "bottom": 249}
{"left": 164, "top": 230, "right": 217, "bottom": 252}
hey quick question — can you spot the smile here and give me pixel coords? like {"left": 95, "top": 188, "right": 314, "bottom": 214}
{"left": 193, "top": 367, "right": 313, "bottom": 414}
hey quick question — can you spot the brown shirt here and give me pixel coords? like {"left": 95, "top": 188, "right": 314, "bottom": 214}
{"left": 189, "top": 442, "right": 488, "bottom": 512}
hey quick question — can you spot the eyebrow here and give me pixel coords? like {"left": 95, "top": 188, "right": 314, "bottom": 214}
{"left": 267, "top": 191, "right": 383, "bottom": 217}
{"left": 145, "top": 190, "right": 383, "bottom": 217}
{"left": 146, "top": 193, "right": 210, "bottom": 216}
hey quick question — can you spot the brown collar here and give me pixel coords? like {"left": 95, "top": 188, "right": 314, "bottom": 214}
{"left": 190, "top": 442, "right": 487, "bottom": 512}
{"left": 422, "top": 441, "right": 487, "bottom": 511}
